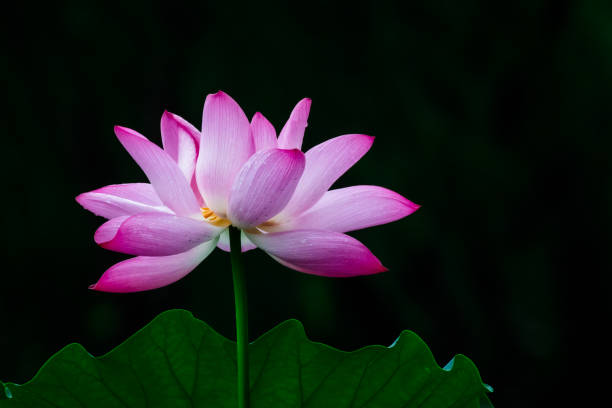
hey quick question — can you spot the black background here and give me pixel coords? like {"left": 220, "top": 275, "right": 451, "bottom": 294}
{"left": 2, "top": 0, "right": 607, "bottom": 406}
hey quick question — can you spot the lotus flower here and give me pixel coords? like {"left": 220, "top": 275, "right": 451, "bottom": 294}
{"left": 76, "top": 91, "right": 419, "bottom": 292}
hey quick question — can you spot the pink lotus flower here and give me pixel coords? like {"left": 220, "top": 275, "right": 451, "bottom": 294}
{"left": 76, "top": 91, "right": 419, "bottom": 292}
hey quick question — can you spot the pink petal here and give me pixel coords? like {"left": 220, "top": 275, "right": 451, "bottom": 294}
{"left": 196, "top": 91, "right": 254, "bottom": 216}
{"left": 216, "top": 228, "right": 257, "bottom": 252}
{"left": 246, "top": 229, "right": 387, "bottom": 277}
{"left": 251, "top": 112, "right": 277, "bottom": 151}
{"left": 94, "top": 213, "right": 221, "bottom": 256}
{"left": 191, "top": 175, "right": 205, "bottom": 207}
{"left": 277, "top": 98, "right": 311, "bottom": 150}
{"left": 160, "top": 111, "right": 200, "bottom": 181}
{"left": 114, "top": 126, "right": 201, "bottom": 217}
{"left": 281, "top": 185, "right": 420, "bottom": 233}
{"left": 94, "top": 216, "right": 129, "bottom": 243}
{"left": 89, "top": 239, "right": 218, "bottom": 293}
{"left": 275, "top": 134, "right": 374, "bottom": 220}
{"left": 76, "top": 183, "right": 172, "bottom": 219}
{"left": 228, "top": 148, "right": 305, "bottom": 229}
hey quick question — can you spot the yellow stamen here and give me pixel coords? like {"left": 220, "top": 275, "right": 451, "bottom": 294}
{"left": 201, "top": 207, "right": 231, "bottom": 228}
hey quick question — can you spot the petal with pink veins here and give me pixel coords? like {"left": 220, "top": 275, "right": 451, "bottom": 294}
{"left": 94, "top": 213, "right": 222, "bottom": 256}
{"left": 89, "top": 238, "right": 218, "bottom": 293}
{"left": 246, "top": 229, "right": 387, "bottom": 277}
{"left": 277, "top": 185, "right": 420, "bottom": 233}
{"left": 216, "top": 228, "right": 257, "bottom": 252}
{"left": 275, "top": 134, "right": 374, "bottom": 220}
{"left": 190, "top": 175, "right": 205, "bottom": 207}
{"left": 251, "top": 112, "right": 277, "bottom": 151}
{"left": 277, "top": 98, "right": 311, "bottom": 150}
{"left": 114, "top": 126, "right": 201, "bottom": 217}
{"left": 76, "top": 183, "right": 172, "bottom": 219}
{"left": 160, "top": 111, "right": 200, "bottom": 181}
{"left": 228, "top": 148, "right": 305, "bottom": 229}
{"left": 196, "top": 91, "right": 254, "bottom": 216}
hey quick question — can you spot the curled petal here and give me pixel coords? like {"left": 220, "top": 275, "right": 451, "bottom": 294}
{"left": 279, "top": 185, "right": 420, "bottom": 233}
{"left": 94, "top": 216, "right": 129, "bottom": 244}
{"left": 246, "top": 229, "right": 387, "bottom": 277}
{"left": 114, "top": 126, "right": 200, "bottom": 216}
{"left": 277, "top": 98, "right": 311, "bottom": 150}
{"left": 196, "top": 91, "right": 254, "bottom": 216}
{"left": 228, "top": 148, "right": 305, "bottom": 229}
{"left": 76, "top": 183, "right": 171, "bottom": 219}
{"left": 251, "top": 112, "right": 277, "bottom": 151}
{"left": 275, "top": 134, "right": 374, "bottom": 220}
{"left": 94, "top": 213, "right": 222, "bottom": 256}
{"left": 160, "top": 111, "right": 200, "bottom": 181}
{"left": 216, "top": 228, "right": 257, "bottom": 252}
{"left": 89, "top": 239, "right": 218, "bottom": 293}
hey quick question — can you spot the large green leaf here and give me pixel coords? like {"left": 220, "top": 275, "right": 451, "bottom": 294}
{"left": 1, "top": 310, "right": 492, "bottom": 407}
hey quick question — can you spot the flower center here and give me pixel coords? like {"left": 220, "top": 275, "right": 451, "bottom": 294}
{"left": 201, "top": 207, "right": 231, "bottom": 228}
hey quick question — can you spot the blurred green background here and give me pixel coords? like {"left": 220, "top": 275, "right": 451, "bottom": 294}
{"left": 2, "top": 0, "right": 606, "bottom": 405}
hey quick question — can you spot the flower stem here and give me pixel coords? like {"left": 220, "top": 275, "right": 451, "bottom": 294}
{"left": 229, "top": 226, "right": 249, "bottom": 408}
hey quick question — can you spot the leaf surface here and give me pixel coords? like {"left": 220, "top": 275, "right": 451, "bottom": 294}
{"left": 1, "top": 310, "right": 492, "bottom": 407}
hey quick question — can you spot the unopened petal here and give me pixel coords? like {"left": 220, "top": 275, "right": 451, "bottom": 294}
{"left": 89, "top": 239, "right": 218, "bottom": 293}
{"left": 246, "top": 229, "right": 387, "bottom": 277}
{"left": 94, "top": 213, "right": 222, "bottom": 256}
{"left": 281, "top": 185, "right": 420, "bottom": 233}
{"left": 76, "top": 183, "right": 172, "bottom": 219}
{"left": 196, "top": 91, "right": 254, "bottom": 216}
{"left": 160, "top": 111, "right": 200, "bottom": 181}
{"left": 275, "top": 134, "right": 374, "bottom": 220}
{"left": 277, "top": 98, "right": 311, "bottom": 150}
{"left": 114, "top": 126, "right": 200, "bottom": 216}
{"left": 251, "top": 112, "right": 277, "bottom": 151}
{"left": 228, "top": 148, "right": 305, "bottom": 229}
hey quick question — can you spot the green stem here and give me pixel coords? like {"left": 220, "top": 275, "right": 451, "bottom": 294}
{"left": 229, "top": 226, "right": 249, "bottom": 408}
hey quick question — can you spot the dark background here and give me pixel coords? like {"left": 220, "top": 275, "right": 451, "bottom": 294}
{"left": 2, "top": 0, "right": 607, "bottom": 406}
